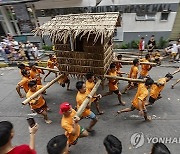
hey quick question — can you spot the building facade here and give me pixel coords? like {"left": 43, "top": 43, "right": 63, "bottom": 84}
{"left": 0, "top": 0, "right": 180, "bottom": 44}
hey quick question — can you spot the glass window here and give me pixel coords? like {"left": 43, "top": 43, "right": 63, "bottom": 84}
{"left": 161, "top": 12, "right": 169, "bottom": 21}
{"left": 136, "top": 13, "right": 155, "bottom": 21}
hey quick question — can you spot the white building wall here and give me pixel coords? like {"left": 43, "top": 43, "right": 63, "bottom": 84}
{"left": 122, "top": 12, "right": 177, "bottom": 32}
{"left": 34, "top": 0, "right": 96, "bottom": 9}
{"left": 35, "top": 0, "right": 180, "bottom": 9}
{"left": 99, "top": 0, "right": 180, "bottom": 5}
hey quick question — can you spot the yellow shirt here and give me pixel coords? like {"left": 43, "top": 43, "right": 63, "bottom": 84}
{"left": 140, "top": 59, "right": 151, "bottom": 77}
{"left": 76, "top": 91, "right": 91, "bottom": 117}
{"left": 108, "top": 70, "right": 118, "bottom": 91}
{"left": 47, "top": 59, "right": 55, "bottom": 69}
{"left": 150, "top": 78, "right": 166, "bottom": 99}
{"left": 26, "top": 85, "right": 45, "bottom": 109}
{"left": 61, "top": 109, "right": 80, "bottom": 144}
{"left": 30, "top": 69, "right": 42, "bottom": 85}
{"left": 129, "top": 66, "right": 138, "bottom": 79}
{"left": 132, "top": 83, "right": 148, "bottom": 110}
{"left": 18, "top": 77, "right": 30, "bottom": 93}
{"left": 58, "top": 74, "right": 68, "bottom": 84}
{"left": 86, "top": 80, "right": 96, "bottom": 102}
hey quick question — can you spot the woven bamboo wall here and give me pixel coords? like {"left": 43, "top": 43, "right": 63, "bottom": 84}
{"left": 55, "top": 35, "right": 113, "bottom": 76}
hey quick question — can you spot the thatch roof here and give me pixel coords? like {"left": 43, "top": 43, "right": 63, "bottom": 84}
{"left": 34, "top": 12, "right": 121, "bottom": 44}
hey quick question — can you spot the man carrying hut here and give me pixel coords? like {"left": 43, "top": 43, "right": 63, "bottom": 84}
{"left": 58, "top": 73, "right": 71, "bottom": 91}
{"left": 85, "top": 72, "right": 103, "bottom": 115}
{"left": 60, "top": 102, "right": 88, "bottom": 148}
{"left": 117, "top": 78, "right": 154, "bottom": 121}
{"left": 76, "top": 81, "right": 99, "bottom": 132}
{"left": 146, "top": 73, "right": 173, "bottom": 106}
{"left": 44, "top": 54, "right": 57, "bottom": 82}
{"left": 122, "top": 58, "right": 140, "bottom": 94}
{"left": 139, "top": 54, "right": 152, "bottom": 79}
{"left": 29, "top": 63, "right": 44, "bottom": 85}
{"left": 16, "top": 69, "right": 31, "bottom": 98}
{"left": 26, "top": 80, "right": 52, "bottom": 124}
{"left": 102, "top": 63, "right": 125, "bottom": 106}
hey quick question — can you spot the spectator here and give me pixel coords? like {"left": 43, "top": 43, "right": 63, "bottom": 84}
{"left": 25, "top": 41, "right": 33, "bottom": 60}
{"left": 47, "top": 134, "right": 69, "bottom": 154}
{"left": 139, "top": 37, "right": 145, "bottom": 57}
{"left": 151, "top": 143, "right": 171, "bottom": 154}
{"left": 32, "top": 44, "right": 39, "bottom": 61}
{"left": 19, "top": 45, "right": 26, "bottom": 61}
{"left": 0, "top": 121, "right": 38, "bottom": 154}
{"left": 0, "top": 42, "right": 9, "bottom": 63}
{"left": 12, "top": 39, "right": 19, "bottom": 52}
{"left": 147, "top": 35, "right": 156, "bottom": 55}
{"left": 170, "top": 40, "right": 179, "bottom": 62}
{"left": 23, "top": 42, "right": 31, "bottom": 60}
{"left": 103, "top": 135, "right": 122, "bottom": 154}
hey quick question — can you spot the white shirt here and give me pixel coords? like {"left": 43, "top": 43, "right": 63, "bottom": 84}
{"left": 172, "top": 44, "right": 178, "bottom": 53}
{"left": 12, "top": 41, "right": 19, "bottom": 50}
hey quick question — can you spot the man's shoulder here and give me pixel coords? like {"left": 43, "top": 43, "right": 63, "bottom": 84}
{"left": 8, "top": 144, "right": 36, "bottom": 154}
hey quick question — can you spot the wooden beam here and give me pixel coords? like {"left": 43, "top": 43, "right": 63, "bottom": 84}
{"left": 105, "top": 75, "right": 157, "bottom": 84}
{"left": 22, "top": 74, "right": 63, "bottom": 105}
{"left": 76, "top": 80, "right": 101, "bottom": 117}
{"left": 35, "top": 66, "right": 59, "bottom": 72}
{"left": 113, "top": 60, "right": 157, "bottom": 66}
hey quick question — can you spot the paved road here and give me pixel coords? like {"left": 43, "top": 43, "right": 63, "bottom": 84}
{"left": 0, "top": 62, "right": 179, "bottom": 154}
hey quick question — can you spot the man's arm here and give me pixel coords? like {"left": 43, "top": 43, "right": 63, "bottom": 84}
{"left": 16, "top": 85, "right": 24, "bottom": 98}
{"left": 29, "top": 123, "right": 38, "bottom": 150}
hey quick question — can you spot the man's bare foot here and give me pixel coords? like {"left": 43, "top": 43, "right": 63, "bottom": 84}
{"left": 47, "top": 108, "right": 51, "bottom": 112}
{"left": 122, "top": 91, "right": 127, "bottom": 94}
{"left": 45, "top": 119, "right": 52, "bottom": 124}
{"left": 120, "top": 101, "right": 126, "bottom": 106}
{"left": 145, "top": 116, "right": 151, "bottom": 121}
{"left": 67, "top": 89, "right": 73, "bottom": 91}
{"left": 86, "top": 128, "right": 93, "bottom": 132}
{"left": 117, "top": 110, "right": 121, "bottom": 114}
{"left": 97, "top": 111, "right": 104, "bottom": 115}
{"left": 145, "top": 102, "right": 150, "bottom": 106}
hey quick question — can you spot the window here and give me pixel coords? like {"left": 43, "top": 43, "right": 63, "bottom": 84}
{"left": 161, "top": 12, "right": 169, "bottom": 21}
{"left": 136, "top": 13, "right": 156, "bottom": 21}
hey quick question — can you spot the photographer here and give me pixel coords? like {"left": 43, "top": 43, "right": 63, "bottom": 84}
{"left": 0, "top": 121, "right": 38, "bottom": 154}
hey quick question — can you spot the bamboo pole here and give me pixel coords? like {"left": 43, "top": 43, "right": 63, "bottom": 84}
{"left": 76, "top": 79, "right": 101, "bottom": 117}
{"left": 172, "top": 68, "right": 180, "bottom": 75}
{"left": 22, "top": 74, "right": 63, "bottom": 105}
{"left": 114, "top": 51, "right": 147, "bottom": 56}
{"left": 35, "top": 66, "right": 59, "bottom": 72}
{"left": 105, "top": 75, "right": 157, "bottom": 84}
{"left": 113, "top": 60, "right": 157, "bottom": 66}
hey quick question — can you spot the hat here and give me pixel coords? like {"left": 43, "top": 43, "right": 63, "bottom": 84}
{"left": 59, "top": 102, "right": 71, "bottom": 114}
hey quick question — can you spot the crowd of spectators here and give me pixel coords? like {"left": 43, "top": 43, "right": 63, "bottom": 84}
{"left": 0, "top": 34, "right": 39, "bottom": 63}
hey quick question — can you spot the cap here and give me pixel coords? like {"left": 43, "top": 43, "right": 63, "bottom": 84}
{"left": 59, "top": 102, "right": 71, "bottom": 114}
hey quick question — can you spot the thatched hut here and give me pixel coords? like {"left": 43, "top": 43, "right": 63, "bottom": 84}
{"left": 34, "top": 12, "right": 121, "bottom": 76}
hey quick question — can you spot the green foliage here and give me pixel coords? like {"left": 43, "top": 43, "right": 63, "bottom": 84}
{"left": 130, "top": 40, "right": 139, "bottom": 49}
{"left": 42, "top": 45, "right": 53, "bottom": 51}
{"left": 157, "top": 37, "right": 168, "bottom": 49}
{"left": 120, "top": 43, "right": 129, "bottom": 49}
{"left": 114, "top": 44, "right": 121, "bottom": 49}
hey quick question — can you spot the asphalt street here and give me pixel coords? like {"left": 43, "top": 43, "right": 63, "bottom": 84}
{"left": 0, "top": 62, "right": 179, "bottom": 154}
